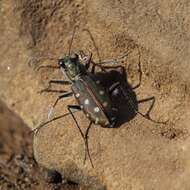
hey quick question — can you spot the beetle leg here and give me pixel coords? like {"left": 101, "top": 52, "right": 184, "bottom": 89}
{"left": 32, "top": 112, "right": 75, "bottom": 134}
{"left": 91, "top": 63, "right": 127, "bottom": 82}
{"left": 48, "top": 92, "right": 73, "bottom": 119}
{"left": 67, "top": 105, "right": 85, "bottom": 140}
{"left": 137, "top": 96, "right": 167, "bottom": 124}
{"left": 78, "top": 49, "right": 109, "bottom": 73}
{"left": 99, "top": 52, "right": 128, "bottom": 65}
{"left": 79, "top": 52, "right": 103, "bottom": 73}
{"left": 48, "top": 80, "right": 72, "bottom": 85}
{"left": 39, "top": 89, "right": 68, "bottom": 94}
{"left": 46, "top": 79, "right": 71, "bottom": 89}
{"left": 32, "top": 106, "right": 81, "bottom": 135}
{"left": 91, "top": 62, "right": 102, "bottom": 73}
{"left": 78, "top": 50, "right": 102, "bottom": 73}
{"left": 68, "top": 106, "right": 95, "bottom": 167}
{"left": 84, "top": 121, "right": 94, "bottom": 168}
{"left": 131, "top": 47, "right": 142, "bottom": 90}
{"left": 137, "top": 96, "right": 155, "bottom": 117}
{"left": 39, "top": 80, "right": 71, "bottom": 94}
{"left": 90, "top": 61, "right": 107, "bottom": 73}
{"left": 79, "top": 50, "right": 128, "bottom": 74}
{"left": 36, "top": 65, "right": 60, "bottom": 71}
{"left": 120, "top": 87, "right": 167, "bottom": 124}
{"left": 109, "top": 82, "right": 120, "bottom": 95}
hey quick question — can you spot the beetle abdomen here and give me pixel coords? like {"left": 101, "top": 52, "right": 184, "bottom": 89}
{"left": 71, "top": 75, "right": 115, "bottom": 126}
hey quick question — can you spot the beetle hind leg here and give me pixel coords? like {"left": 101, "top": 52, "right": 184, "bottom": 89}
{"left": 120, "top": 87, "right": 167, "bottom": 124}
{"left": 67, "top": 105, "right": 94, "bottom": 168}
{"left": 84, "top": 121, "right": 94, "bottom": 168}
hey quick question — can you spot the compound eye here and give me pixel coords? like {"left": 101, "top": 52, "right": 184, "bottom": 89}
{"left": 58, "top": 59, "right": 65, "bottom": 67}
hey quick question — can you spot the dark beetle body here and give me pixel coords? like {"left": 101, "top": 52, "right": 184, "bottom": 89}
{"left": 72, "top": 74, "right": 117, "bottom": 127}
{"left": 58, "top": 54, "right": 118, "bottom": 128}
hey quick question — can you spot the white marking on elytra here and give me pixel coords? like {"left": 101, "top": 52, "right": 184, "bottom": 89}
{"left": 94, "top": 107, "right": 100, "bottom": 112}
{"left": 84, "top": 99, "right": 90, "bottom": 105}
{"left": 112, "top": 107, "right": 118, "bottom": 111}
{"left": 96, "top": 80, "right": 100, "bottom": 84}
{"left": 76, "top": 93, "right": 80, "bottom": 98}
{"left": 86, "top": 113, "right": 89, "bottom": 117}
{"left": 95, "top": 117, "right": 99, "bottom": 124}
{"left": 80, "top": 105, "right": 84, "bottom": 109}
{"left": 99, "top": 90, "right": 105, "bottom": 95}
{"left": 112, "top": 88, "right": 119, "bottom": 96}
{"left": 111, "top": 117, "right": 116, "bottom": 121}
{"left": 103, "top": 101, "right": 108, "bottom": 107}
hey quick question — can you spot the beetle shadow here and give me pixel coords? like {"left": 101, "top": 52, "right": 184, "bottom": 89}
{"left": 90, "top": 67, "right": 155, "bottom": 128}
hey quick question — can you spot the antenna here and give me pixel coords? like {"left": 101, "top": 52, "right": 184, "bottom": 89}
{"left": 83, "top": 29, "right": 101, "bottom": 64}
{"left": 68, "top": 26, "right": 79, "bottom": 56}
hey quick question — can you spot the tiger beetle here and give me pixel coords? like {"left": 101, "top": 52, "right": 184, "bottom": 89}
{"left": 33, "top": 27, "right": 165, "bottom": 168}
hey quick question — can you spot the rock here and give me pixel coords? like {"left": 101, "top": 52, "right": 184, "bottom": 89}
{"left": 1, "top": 0, "right": 190, "bottom": 189}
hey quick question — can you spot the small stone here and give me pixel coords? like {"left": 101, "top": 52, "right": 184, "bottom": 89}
{"left": 44, "top": 169, "right": 62, "bottom": 184}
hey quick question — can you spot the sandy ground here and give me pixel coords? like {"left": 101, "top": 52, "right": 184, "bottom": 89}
{"left": 0, "top": 0, "right": 190, "bottom": 190}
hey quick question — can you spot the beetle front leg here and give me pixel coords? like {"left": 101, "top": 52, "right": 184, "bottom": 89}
{"left": 78, "top": 50, "right": 105, "bottom": 73}
{"left": 39, "top": 79, "right": 71, "bottom": 94}
{"left": 39, "top": 89, "right": 68, "bottom": 94}
{"left": 36, "top": 65, "right": 60, "bottom": 71}
{"left": 48, "top": 80, "right": 72, "bottom": 85}
{"left": 79, "top": 50, "right": 95, "bottom": 71}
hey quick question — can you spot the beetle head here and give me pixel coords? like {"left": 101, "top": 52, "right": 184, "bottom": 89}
{"left": 58, "top": 53, "right": 83, "bottom": 81}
